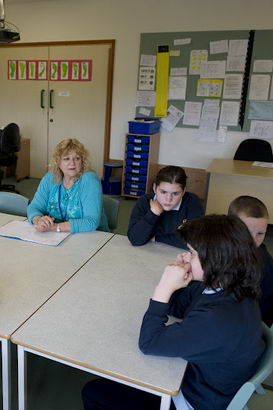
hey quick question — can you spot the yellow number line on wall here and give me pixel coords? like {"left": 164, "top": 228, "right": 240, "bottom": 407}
{"left": 155, "top": 50, "right": 169, "bottom": 117}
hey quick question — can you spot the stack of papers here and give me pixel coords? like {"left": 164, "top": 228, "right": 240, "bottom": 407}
{"left": 252, "top": 161, "right": 273, "bottom": 168}
{"left": 0, "top": 220, "right": 70, "bottom": 246}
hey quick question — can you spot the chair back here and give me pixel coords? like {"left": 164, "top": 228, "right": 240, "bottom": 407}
{"left": 0, "top": 123, "right": 21, "bottom": 154}
{"left": 103, "top": 195, "right": 120, "bottom": 232}
{"left": 233, "top": 139, "right": 273, "bottom": 162}
{"left": 227, "top": 323, "right": 273, "bottom": 410}
{"left": 0, "top": 192, "right": 29, "bottom": 216}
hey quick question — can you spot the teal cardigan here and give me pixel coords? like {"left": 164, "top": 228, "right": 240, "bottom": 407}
{"left": 27, "top": 171, "right": 109, "bottom": 233}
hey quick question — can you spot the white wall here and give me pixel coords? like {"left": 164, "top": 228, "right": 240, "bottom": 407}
{"left": 5, "top": 0, "right": 273, "bottom": 169}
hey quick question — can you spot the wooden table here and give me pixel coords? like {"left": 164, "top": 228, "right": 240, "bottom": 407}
{"left": 206, "top": 159, "right": 273, "bottom": 222}
{"left": 0, "top": 213, "right": 113, "bottom": 410}
{"left": 11, "top": 235, "right": 187, "bottom": 410}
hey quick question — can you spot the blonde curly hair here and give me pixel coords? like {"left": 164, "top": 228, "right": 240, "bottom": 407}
{"left": 49, "top": 138, "right": 91, "bottom": 183}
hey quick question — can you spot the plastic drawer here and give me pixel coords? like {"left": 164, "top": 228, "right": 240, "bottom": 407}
{"left": 128, "top": 120, "right": 160, "bottom": 135}
{"left": 125, "top": 173, "right": 147, "bottom": 183}
{"left": 127, "top": 143, "right": 149, "bottom": 153}
{"left": 126, "top": 151, "right": 149, "bottom": 160}
{"left": 124, "top": 188, "right": 146, "bottom": 197}
{"left": 127, "top": 135, "right": 150, "bottom": 144}
{"left": 125, "top": 166, "right": 147, "bottom": 175}
{"left": 126, "top": 159, "right": 148, "bottom": 167}
{"left": 125, "top": 181, "right": 146, "bottom": 190}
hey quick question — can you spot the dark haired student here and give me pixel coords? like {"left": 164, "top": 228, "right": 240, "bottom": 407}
{"left": 82, "top": 215, "right": 265, "bottom": 410}
{"left": 127, "top": 166, "right": 204, "bottom": 248}
{"left": 228, "top": 195, "right": 273, "bottom": 327}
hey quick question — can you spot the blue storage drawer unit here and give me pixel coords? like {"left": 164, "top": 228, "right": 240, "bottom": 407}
{"left": 128, "top": 120, "right": 161, "bottom": 135}
{"left": 123, "top": 128, "right": 159, "bottom": 198}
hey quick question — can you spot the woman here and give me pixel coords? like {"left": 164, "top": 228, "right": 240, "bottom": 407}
{"left": 127, "top": 166, "right": 204, "bottom": 248}
{"left": 27, "top": 138, "right": 108, "bottom": 233}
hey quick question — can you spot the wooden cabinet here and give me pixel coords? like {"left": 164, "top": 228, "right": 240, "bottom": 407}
{"left": 122, "top": 132, "right": 160, "bottom": 198}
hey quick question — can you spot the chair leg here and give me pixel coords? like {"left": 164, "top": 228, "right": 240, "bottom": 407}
{"left": 255, "top": 384, "right": 266, "bottom": 395}
{"left": 262, "top": 383, "right": 273, "bottom": 391}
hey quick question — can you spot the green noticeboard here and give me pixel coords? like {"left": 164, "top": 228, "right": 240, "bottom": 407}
{"left": 136, "top": 30, "right": 273, "bottom": 132}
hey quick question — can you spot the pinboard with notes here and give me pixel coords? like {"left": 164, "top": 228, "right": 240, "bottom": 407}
{"left": 136, "top": 29, "right": 273, "bottom": 136}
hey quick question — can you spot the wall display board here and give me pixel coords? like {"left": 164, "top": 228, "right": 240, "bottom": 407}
{"left": 244, "top": 30, "right": 273, "bottom": 139}
{"left": 136, "top": 30, "right": 273, "bottom": 137}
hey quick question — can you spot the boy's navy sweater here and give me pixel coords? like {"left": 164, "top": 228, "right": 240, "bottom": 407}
{"left": 259, "top": 243, "right": 273, "bottom": 326}
{"left": 139, "top": 282, "right": 265, "bottom": 410}
{"left": 127, "top": 192, "right": 204, "bottom": 248}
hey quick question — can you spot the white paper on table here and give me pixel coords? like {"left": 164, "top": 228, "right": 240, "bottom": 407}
{"left": 249, "top": 120, "right": 273, "bottom": 139}
{"left": 136, "top": 91, "right": 156, "bottom": 107}
{"left": 189, "top": 50, "right": 208, "bottom": 75}
{"left": 210, "top": 40, "right": 228, "bottom": 55}
{"left": 200, "top": 60, "right": 226, "bottom": 79}
{"left": 138, "top": 66, "right": 156, "bottom": 91}
{"left": 252, "top": 161, "right": 273, "bottom": 168}
{"left": 140, "top": 54, "right": 156, "bottom": 67}
{"left": 223, "top": 74, "right": 243, "bottom": 99}
{"left": 183, "top": 102, "right": 202, "bottom": 126}
{"left": 249, "top": 75, "right": 270, "bottom": 100}
{"left": 253, "top": 59, "right": 273, "bottom": 73}
{"left": 219, "top": 101, "right": 240, "bottom": 126}
{"left": 0, "top": 220, "right": 70, "bottom": 246}
{"left": 168, "top": 76, "right": 187, "bottom": 100}
{"left": 161, "top": 105, "right": 183, "bottom": 132}
{"left": 170, "top": 67, "right": 187, "bottom": 76}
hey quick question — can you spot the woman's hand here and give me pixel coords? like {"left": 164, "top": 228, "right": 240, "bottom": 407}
{"left": 152, "top": 261, "right": 192, "bottom": 303}
{"left": 150, "top": 199, "right": 164, "bottom": 216}
{"left": 33, "top": 215, "right": 55, "bottom": 232}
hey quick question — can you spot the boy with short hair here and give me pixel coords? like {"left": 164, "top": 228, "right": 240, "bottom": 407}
{"left": 228, "top": 195, "right": 273, "bottom": 327}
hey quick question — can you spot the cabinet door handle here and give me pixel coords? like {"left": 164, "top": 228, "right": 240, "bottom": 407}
{"left": 40, "top": 89, "right": 45, "bottom": 108}
{"left": 49, "top": 89, "right": 54, "bottom": 109}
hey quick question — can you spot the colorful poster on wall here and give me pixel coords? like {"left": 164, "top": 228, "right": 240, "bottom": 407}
{"left": 7, "top": 59, "right": 92, "bottom": 81}
{"left": 50, "top": 60, "right": 92, "bottom": 81}
{"left": 8, "top": 60, "right": 48, "bottom": 80}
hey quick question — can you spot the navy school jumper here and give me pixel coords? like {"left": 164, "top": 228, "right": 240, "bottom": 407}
{"left": 139, "top": 281, "right": 265, "bottom": 410}
{"left": 127, "top": 192, "right": 204, "bottom": 249}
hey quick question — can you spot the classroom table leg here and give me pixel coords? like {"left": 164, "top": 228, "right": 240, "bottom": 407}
{"left": 18, "top": 346, "right": 27, "bottom": 410}
{"left": 1, "top": 338, "right": 11, "bottom": 410}
{"left": 160, "top": 393, "right": 171, "bottom": 410}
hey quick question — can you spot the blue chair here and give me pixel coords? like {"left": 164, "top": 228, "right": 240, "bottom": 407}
{"left": 0, "top": 192, "right": 29, "bottom": 217}
{"left": 227, "top": 323, "right": 273, "bottom": 410}
{"left": 103, "top": 195, "right": 120, "bottom": 232}
{"left": 101, "top": 162, "right": 123, "bottom": 195}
